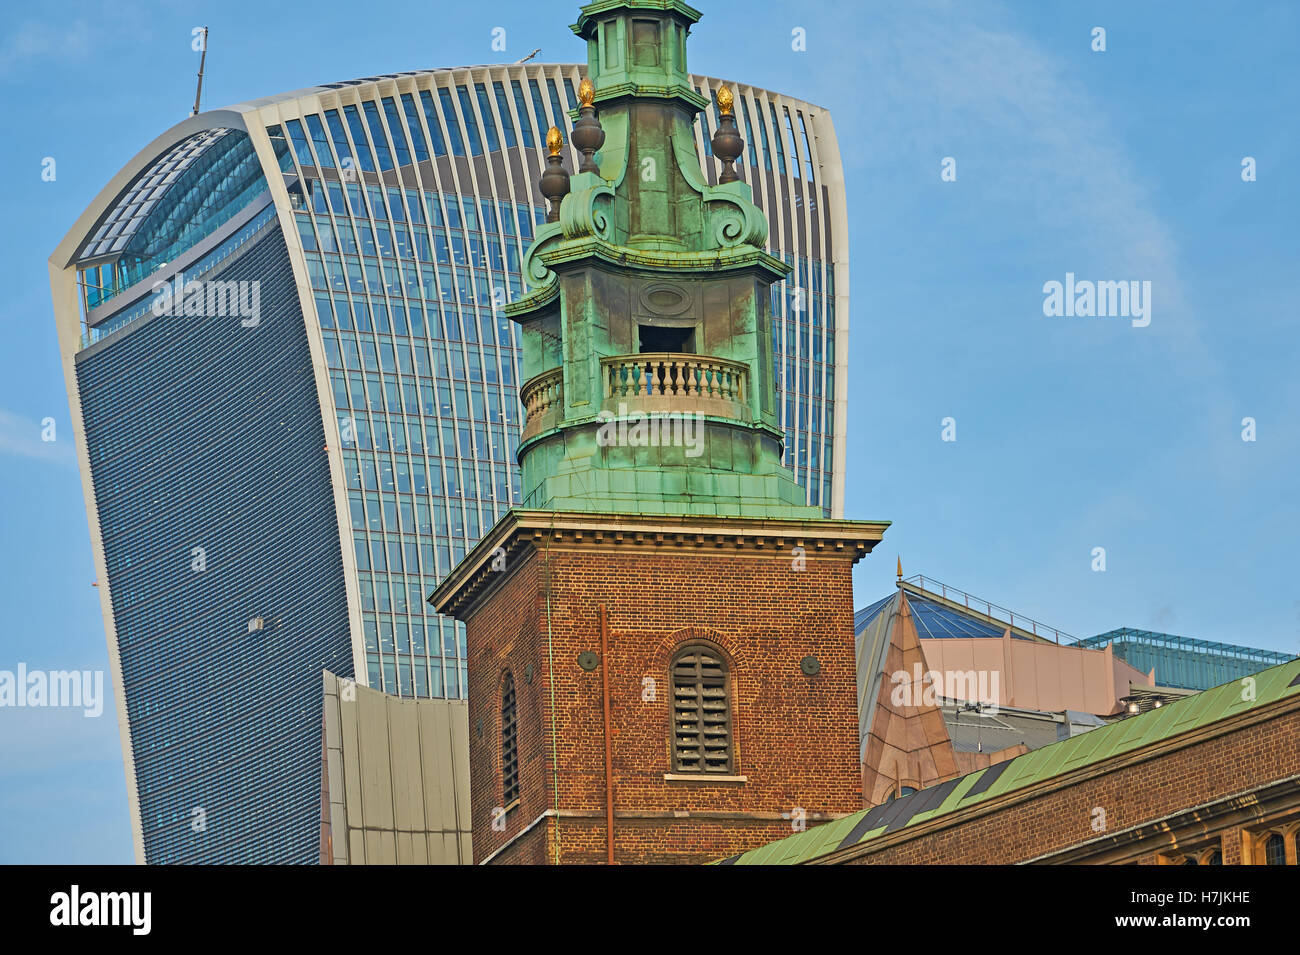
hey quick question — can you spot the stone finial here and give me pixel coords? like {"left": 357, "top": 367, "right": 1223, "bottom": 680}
{"left": 539, "top": 126, "right": 571, "bottom": 222}
{"left": 571, "top": 77, "right": 605, "bottom": 175}
{"left": 710, "top": 85, "right": 744, "bottom": 184}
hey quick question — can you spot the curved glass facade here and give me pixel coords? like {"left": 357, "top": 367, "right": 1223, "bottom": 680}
{"left": 265, "top": 65, "right": 845, "bottom": 701}
{"left": 85, "top": 202, "right": 279, "bottom": 345}
{"left": 75, "top": 223, "right": 353, "bottom": 863}
{"left": 54, "top": 63, "right": 848, "bottom": 863}
{"left": 292, "top": 175, "right": 537, "bottom": 696}
{"left": 79, "top": 129, "right": 270, "bottom": 313}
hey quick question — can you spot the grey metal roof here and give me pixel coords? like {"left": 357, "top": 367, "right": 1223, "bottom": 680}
{"left": 942, "top": 705, "right": 1068, "bottom": 754}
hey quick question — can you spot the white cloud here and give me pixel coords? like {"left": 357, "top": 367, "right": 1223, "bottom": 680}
{"left": 0, "top": 20, "right": 95, "bottom": 77}
{"left": 834, "top": 3, "right": 1185, "bottom": 304}
{"left": 824, "top": 0, "right": 1232, "bottom": 422}
{"left": 0, "top": 409, "right": 77, "bottom": 468}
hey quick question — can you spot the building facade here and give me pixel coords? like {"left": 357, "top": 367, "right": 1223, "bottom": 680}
{"left": 1078, "top": 628, "right": 1294, "bottom": 692}
{"left": 431, "top": 0, "right": 887, "bottom": 863}
{"left": 857, "top": 578, "right": 1157, "bottom": 725}
{"left": 50, "top": 62, "right": 850, "bottom": 863}
{"left": 720, "top": 658, "right": 1300, "bottom": 865}
{"left": 320, "top": 671, "right": 471, "bottom": 864}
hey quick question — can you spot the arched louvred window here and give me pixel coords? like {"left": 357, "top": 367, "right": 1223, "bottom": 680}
{"left": 671, "top": 646, "right": 732, "bottom": 774}
{"left": 501, "top": 671, "right": 519, "bottom": 805}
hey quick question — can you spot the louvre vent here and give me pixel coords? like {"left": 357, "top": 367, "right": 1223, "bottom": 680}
{"left": 502, "top": 671, "right": 519, "bottom": 805}
{"left": 672, "top": 647, "right": 732, "bottom": 773}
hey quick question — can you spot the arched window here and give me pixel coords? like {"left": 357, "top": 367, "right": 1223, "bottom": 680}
{"left": 1205, "top": 850, "right": 1223, "bottom": 865}
{"left": 501, "top": 670, "right": 519, "bottom": 806}
{"left": 671, "top": 646, "right": 732, "bottom": 774}
{"left": 1264, "top": 832, "right": 1286, "bottom": 866}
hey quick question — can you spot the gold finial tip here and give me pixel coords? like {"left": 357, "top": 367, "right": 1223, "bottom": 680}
{"left": 716, "top": 85, "right": 734, "bottom": 115}
{"left": 578, "top": 76, "right": 595, "bottom": 107}
{"left": 546, "top": 126, "right": 563, "bottom": 156}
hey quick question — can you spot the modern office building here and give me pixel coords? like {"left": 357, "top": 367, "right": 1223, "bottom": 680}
{"left": 49, "top": 62, "right": 850, "bottom": 863}
{"left": 857, "top": 576, "right": 1156, "bottom": 722}
{"left": 869, "top": 575, "right": 1294, "bottom": 698}
{"left": 320, "top": 670, "right": 471, "bottom": 864}
{"left": 1077, "top": 628, "right": 1295, "bottom": 692}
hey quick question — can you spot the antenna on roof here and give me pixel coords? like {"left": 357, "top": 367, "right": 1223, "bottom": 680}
{"left": 516, "top": 48, "right": 541, "bottom": 64}
{"left": 191, "top": 26, "right": 210, "bottom": 117}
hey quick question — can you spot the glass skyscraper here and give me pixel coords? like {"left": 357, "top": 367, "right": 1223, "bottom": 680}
{"left": 50, "top": 63, "right": 851, "bottom": 863}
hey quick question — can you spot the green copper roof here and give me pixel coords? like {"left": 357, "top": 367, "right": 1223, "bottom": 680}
{"left": 505, "top": 0, "right": 826, "bottom": 522}
{"left": 716, "top": 656, "right": 1300, "bottom": 865}
{"left": 570, "top": 0, "right": 708, "bottom": 113}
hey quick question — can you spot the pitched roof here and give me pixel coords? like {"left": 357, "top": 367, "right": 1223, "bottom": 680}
{"left": 857, "top": 587, "right": 1033, "bottom": 641}
{"left": 717, "top": 656, "right": 1300, "bottom": 865}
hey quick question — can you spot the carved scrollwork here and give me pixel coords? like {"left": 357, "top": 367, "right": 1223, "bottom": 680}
{"left": 707, "top": 195, "right": 768, "bottom": 249}
{"left": 668, "top": 121, "right": 768, "bottom": 250}
{"left": 559, "top": 181, "right": 614, "bottom": 241}
{"left": 522, "top": 222, "right": 563, "bottom": 289}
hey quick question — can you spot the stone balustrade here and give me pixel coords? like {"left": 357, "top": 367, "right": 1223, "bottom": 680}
{"left": 521, "top": 353, "right": 754, "bottom": 443}
{"left": 519, "top": 367, "right": 563, "bottom": 440}
{"left": 602, "top": 353, "right": 748, "bottom": 413}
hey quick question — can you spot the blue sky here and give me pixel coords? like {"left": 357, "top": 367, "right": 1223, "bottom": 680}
{"left": 1, "top": 0, "right": 1296, "bottom": 863}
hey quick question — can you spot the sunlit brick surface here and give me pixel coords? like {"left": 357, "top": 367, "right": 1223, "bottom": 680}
{"left": 463, "top": 536, "right": 864, "bottom": 864}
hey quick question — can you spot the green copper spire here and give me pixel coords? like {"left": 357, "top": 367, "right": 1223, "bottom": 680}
{"left": 571, "top": 0, "right": 707, "bottom": 116}
{"left": 505, "top": 0, "right": 822, "bottom": 519}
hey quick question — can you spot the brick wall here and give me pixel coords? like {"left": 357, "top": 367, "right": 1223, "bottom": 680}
{"left": 464, "top": 538, "right": 864, "bottom": 864}
{"left": 837, "top": 708, "right": 1300, "bottom": 865}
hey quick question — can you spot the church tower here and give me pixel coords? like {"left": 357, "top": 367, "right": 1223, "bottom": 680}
{"left": 431, "top": 0, "right": 889, "bottom": 864}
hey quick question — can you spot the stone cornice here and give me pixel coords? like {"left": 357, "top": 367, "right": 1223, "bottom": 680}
{"left": 581, "top": 80, "right": 710, "bottom": 112}
{"left": 504, "top": 235, "right": 790, "bottom": 321}
{"left": 572, "top": 0, "right": 704, "bottom": 37}
{"left": 1024, "top": 774, "right": 1300, "bottom": 865}
{"left": 428, "top": 508, "right": 891, "bottom": 619}
{"left": 541, "top": 236, "right": 789, "bottom": 277}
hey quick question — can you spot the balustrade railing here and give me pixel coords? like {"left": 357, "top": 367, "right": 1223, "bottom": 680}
{"left": 522, "top": 353, "right": 754, "bottom": 438}
{"left": 602, "top": 352, "right": 747, "bottom": 405}
{"left": 520, "top": 367, "right": 563, "bottom": 433}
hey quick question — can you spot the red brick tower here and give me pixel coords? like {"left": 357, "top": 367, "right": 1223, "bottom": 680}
{"left": 429, "top": 0, "right": 888, "bottom": 864}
